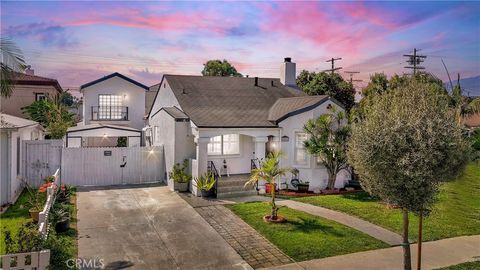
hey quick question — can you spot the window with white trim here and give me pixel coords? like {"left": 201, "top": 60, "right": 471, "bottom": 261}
{"left": 294, "top": 132, "right": 308, "bottom": 166}
{"left": 208, "top": 134, "right": 240, "bottom": 156}
{"left": 35, "top": 93, "right": 46, "bottom": 101}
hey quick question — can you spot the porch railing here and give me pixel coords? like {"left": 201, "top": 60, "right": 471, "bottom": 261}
{"left": 251, "top": 159, "right": 259, "bottom": 194}
{"left": 207, "top": 161, "right": 219, "bottom": 198}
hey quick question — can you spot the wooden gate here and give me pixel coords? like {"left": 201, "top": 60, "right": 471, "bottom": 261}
{"left": 61, "top": 146, "right": 165, "bottom": 186}
{"left": 23, "top": 140, "right": 63, "bottom": 187}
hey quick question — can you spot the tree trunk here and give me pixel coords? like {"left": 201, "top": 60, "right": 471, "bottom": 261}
{"left": 402, "top": 208, "right": 412, "bottom": 270}
{"left": 271, "top": 179, "right": 277, "bottom": 220}
{"left": 328, "top": 171, "right": 336, "bottom": 190}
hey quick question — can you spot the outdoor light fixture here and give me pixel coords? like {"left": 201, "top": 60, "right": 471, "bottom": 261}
{"left": 103, "top": 133, "right": 108, "bottom": 138}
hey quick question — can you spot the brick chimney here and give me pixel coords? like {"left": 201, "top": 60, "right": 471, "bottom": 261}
{"left": 280, "top": 57, "right": 296, "bottom": 87}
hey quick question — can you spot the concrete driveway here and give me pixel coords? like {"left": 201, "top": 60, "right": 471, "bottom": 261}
{"left": 77, "top": 185, "right": 251, "bottom": 270}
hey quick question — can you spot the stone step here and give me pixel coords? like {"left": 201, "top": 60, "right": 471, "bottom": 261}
{"left": 217, "top": 185, "right": 254, "bottom": 193}
{"left": 216, "top": 190, "right": 258, "bottom": 199}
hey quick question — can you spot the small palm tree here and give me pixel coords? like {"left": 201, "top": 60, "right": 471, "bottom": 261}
{"left": 1, "top": 38, "right": 26, "bottom": 97}
{"left": 245, "top": 151, "right": 289, "bottom": 221}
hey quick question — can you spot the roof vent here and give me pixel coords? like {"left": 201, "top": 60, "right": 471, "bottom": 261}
{"left": 254, "top": 77, "right": 258, "bottom": 87}
{"left": 284, "top": 57, "right": 291, "bottom": 63}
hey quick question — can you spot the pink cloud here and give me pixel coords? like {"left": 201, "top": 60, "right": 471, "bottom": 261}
{"left": 65, "top": 7, "right": 239, "bottom": 35}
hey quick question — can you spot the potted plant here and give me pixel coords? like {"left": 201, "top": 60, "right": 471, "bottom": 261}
{"left": 55, "top": 184, "right": 74, "bottom": 203}
{"left": 168, "top": 159, "right": 192, "bottom": 192}
{"left": 26, "top": 187, "right": 44, "bottom": 222}
{"left": 50, "top": 206, "right": 70, "bottom": 233}
{"left": 194, "top": 172, "right": 216, "bottom": 198}
{"left": 297, "top": 181, "right": 310, "bottom": 193}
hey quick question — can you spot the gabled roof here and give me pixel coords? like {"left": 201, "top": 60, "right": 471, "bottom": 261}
{"left": 0, "top": 113, "right": 42, "bottom": 129}
{"left": 162, "top": 107, "right": 189, "bottom": 120}
{"left": 13, "top": 71, "right": 62, "bottom": 93}
{"left": 163, "top": 75, "right": 307, "bottom": 128}
{"left": 66, "top": 123, "right": 141, "bottom": 133}
{"left": 268, "top": 96, "right": 329, "bottom": 123}
{"left": 80, "top": 72, "right": 149, "bottom": 90}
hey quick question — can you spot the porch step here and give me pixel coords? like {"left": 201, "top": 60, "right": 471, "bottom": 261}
{"left": 217, "top": 190, "right": 258, "bottom": 199}
{"left": 217, "top": 185, "right": 254, "bottom": 193}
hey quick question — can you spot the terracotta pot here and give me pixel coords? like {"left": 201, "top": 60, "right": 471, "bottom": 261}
{"left": 29, "top": 209, "right": 40, "bottom": 222}
{"left": 265, "top": 183, "right": 277, "bottom": 194}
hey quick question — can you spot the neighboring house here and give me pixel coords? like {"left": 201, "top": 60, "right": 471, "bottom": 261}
{"left": 65, "top": 73, "right": 148, "bottom": 147}
{"left": 148, "top": 58, "right": 351, "bottom": 197}
{"left": 0, "top": 69, "right": 63, "bottom": 118}
{"left": 0, "top": 113, "right": 44, "bottom": 206}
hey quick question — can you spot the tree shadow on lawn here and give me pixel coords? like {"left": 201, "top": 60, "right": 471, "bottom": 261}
{"left": 340, "top": 192, "right": 379, "bottom": 202}
{"left": 286, "top": 217, "right": 346, "bottom": 237}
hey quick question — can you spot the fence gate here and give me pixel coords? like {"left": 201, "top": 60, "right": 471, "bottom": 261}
{"left": 23, "top": 140, "right": 63, "bottom": 187}
{"left": 61, "top": 146, "right": 164, "bottom": 186}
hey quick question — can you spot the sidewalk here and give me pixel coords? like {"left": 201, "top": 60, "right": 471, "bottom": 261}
{"left": 277, "top": 200, "right": 403, "bottom": 245}
{"left": 259, "top": 235, "right": 480, "bottom": 270}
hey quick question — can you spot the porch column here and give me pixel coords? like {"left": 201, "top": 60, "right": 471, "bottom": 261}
{"left": 254, "top": 136, "right": 268, "bottom": 160}
{"left": 192, "top": 137, "right": 210, "bottom": 196}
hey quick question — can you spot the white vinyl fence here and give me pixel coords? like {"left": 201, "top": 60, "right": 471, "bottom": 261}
{"left": 38, "top": 168, "right": 60, "bottom": 239}
{"left": 23, "top": 140, "right": 62, "bottom": 187}
{"left": 61, "top": 146, "right": 165, "bottom": 186}
{"left": 0, "top": 250, "right": 50, "bottom": 270}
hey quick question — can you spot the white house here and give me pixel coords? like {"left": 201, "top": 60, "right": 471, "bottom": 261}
{"left": 1, "top": 113, "right": 44, "bottom": 206}
{"left": 148, "top": 58, "right": 352, "bottom": 197}
{"left": 65, "top": 72, "right": 148, "bottom": 147}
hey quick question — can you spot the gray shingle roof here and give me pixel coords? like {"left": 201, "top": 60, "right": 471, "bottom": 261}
{"left": 164, "top": 75, "right": 307, "bottom": 127}
{"left": 268, "top": 96, "right": 329, "bottom": 123}
{"left": 0, "top": 113, "right": 40, "bottom": 129}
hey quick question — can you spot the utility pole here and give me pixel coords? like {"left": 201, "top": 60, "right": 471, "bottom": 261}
{"left": 344, "top": 71, "right": 363, "bottom": 84}
{"left": 324, "top": 57, "right": 342, "bottom": 74}
{"left": 403, "top": 48, "right": 426, "bottom": 75}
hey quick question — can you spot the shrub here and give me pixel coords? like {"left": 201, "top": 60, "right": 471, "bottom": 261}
{"left": 169, "top": 159, "right": 192, "bottom": 183}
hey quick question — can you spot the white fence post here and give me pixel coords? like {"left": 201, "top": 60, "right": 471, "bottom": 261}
{"left": 0, "top": 250, "right": 50, "bottom": 270}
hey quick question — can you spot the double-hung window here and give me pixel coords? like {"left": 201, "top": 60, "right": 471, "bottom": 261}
{"left": 98, "top": 94, "right": 123, "bottom": 120}
{"left": 294, "top": 132, "right": 308, "bottom": 166}
{"left": 208, "top": 134, "right": 240, "bottom": 156}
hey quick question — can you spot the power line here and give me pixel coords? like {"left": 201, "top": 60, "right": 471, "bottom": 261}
{"left": 324, "top": 57, "right": 342, "bottom": 74}
{"left": 344, "top": 71, "right": 363, "bottom": 85}
{"left": 403, "top": 48, "right": 426, "bottom": 75}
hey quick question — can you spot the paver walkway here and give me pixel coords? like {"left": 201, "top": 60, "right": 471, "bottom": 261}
{"left": 260, "top": 235, "right": 480, "bottom": 270}
{"left": 277, "top": 200, "right": 403, "bottom": 246}
{"left": 77, "top": 185, "right": 251, "bottom": 270}
{"left": 196, "top": 205, "right": 294, "bottom": 269}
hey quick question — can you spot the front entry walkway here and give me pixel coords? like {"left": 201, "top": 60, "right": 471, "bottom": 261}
{"left": 77, "top": 185, "right": 251, "bottom": 270}
{"left": 195, "top": 205, "right": 293, "bottom": 269}
{"left": 277, "top": 200, "right": 403, "bottom": 246}
{"left": 260, "top": 235, "right": 480, "bottom": 270}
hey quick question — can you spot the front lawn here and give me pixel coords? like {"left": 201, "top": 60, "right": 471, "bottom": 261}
{"left": 0, "top": 187, "right": 78, "bottom": 270}
{"left": 294, "top": 163, "right": 480, "bottom": 241}
{"left": 435, "top": 261, "right": 480, "bottom": 270}
{"left": 0, "top": 190, "right": 37, "bottom": 254}
{"left": 226, "top": 202, "right": 388, "bottom": 261}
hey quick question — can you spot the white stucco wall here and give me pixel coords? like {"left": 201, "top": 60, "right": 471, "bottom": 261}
{"left": 82, "top": 76, "right": 146, "bottom": 130}
{"left": 2, "top": 125, "right": 44, "bottom": 204}
{"left": 278, "top": 100, "right": 350, "bottom": 190}
{"left": 148, "top": 78, "right": 181, "bottom": 123}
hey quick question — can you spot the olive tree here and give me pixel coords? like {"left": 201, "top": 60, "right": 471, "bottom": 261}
{"left": 348, "top": 79, "right": 469, "bottom": 270}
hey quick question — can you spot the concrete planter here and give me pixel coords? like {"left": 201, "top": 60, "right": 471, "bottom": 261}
{"left": 174, "top": 182, "right": 189, "bottom": 192}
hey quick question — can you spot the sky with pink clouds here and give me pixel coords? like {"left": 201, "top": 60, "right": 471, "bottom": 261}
{"left": 1, "top": 1, "right": 479, "bottom": 91}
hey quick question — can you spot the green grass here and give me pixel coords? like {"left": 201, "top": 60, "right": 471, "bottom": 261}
{"left": 225, "top": 202, "right": 388, "bottom": 261}
{"left": 294, "top": 163, "right": 480, "bottom": 241}
{"left": 0, "top": 190, "right": 42, "bottom": 254}
{"left": 435, "top": 261, "right": 480, "bottom": 270}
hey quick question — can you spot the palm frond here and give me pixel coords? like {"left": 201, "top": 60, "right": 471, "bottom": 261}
{"left": 1, "top": 38, "right": 26, "bottom": 97}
